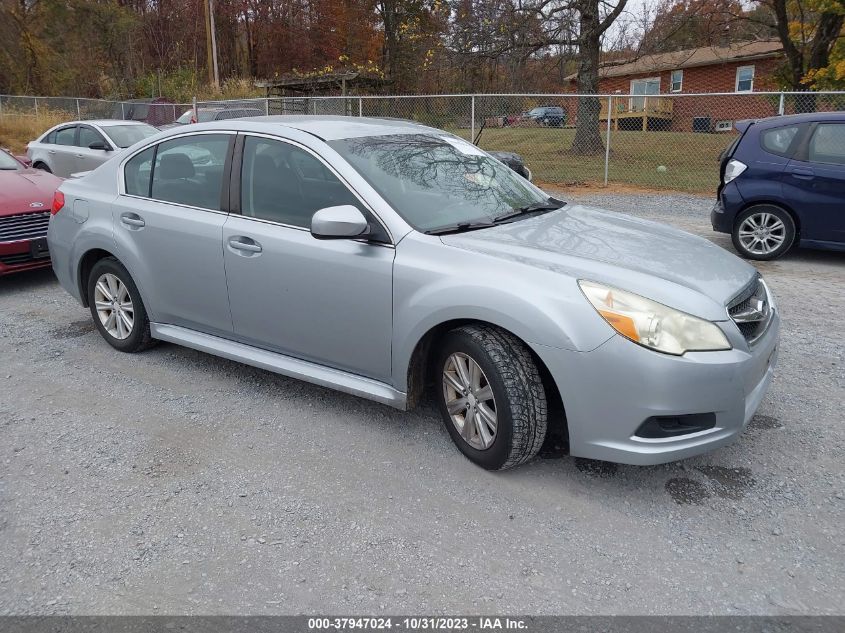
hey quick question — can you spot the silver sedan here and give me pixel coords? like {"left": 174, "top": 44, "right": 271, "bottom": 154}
{"left": 47, "top": 116, "right": 779, "bottom": 470}
{"left": 27, "top": 120, "right": 158, "bottom": 177}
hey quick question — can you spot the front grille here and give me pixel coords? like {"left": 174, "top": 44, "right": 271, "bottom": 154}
{"left": 727, "top": 276, "right": 772, "bottom": 344}
{"left": 0, "top": 211, "right": 50, "bottom": 242}
{"left": 0, "top": 252, "right": 37, "bottom": 266}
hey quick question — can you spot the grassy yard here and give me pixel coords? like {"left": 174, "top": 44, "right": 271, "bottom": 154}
{"left": 0, "top": 110, "right": 71, "bottom": 154}
{"left": 453, "top": 127, "right": 734, "bottom": 193}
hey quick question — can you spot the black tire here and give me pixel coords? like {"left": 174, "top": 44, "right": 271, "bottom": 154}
{"left": 86, "top": 257, "right": 154, "bottom": 353}
{"left": 34, "top": 162, "right": 52, "bottom": 173}
{"left": 731, "top": 204, "right": 796, "bottom": 261}
{"left": 434, "top": 325, "right": 548, "bottom": 470}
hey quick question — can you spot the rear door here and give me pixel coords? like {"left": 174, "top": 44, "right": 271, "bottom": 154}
{"left": 112, "top": 132, "right": 235, "bottom": 336}
{"left": 785, "top": 121, "right": 845, "bottom": 244}
{"left": 48, "top": 125, "right": 79, "bottom": 177}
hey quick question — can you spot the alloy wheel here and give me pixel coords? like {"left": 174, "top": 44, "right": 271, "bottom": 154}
{"left": 442, "top": 352, "right": 498, "bottom": 450}
{"left": 93, "top": 273, "right": 135, "bottom": 340}
{"left": 738, "top": 212, "right": 787, "bottom": 255}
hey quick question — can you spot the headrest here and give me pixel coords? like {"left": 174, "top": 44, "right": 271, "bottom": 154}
{"left": 158, "top": 153, "right": 195, "bottom": 180}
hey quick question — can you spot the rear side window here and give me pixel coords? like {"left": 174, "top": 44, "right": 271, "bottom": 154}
{"left": 54, "top": 127, "right": 76, "bottom": 146}
{"left": 150, "top": 134, "right": 230, "bottom": 210}
{"left": 125, "top": 147, "right": 155, "bottom": 197}
{"left": 808, "top": 124, "right": 845, "bottom": 165}
{"left": 760, "top": 125, "right": 799, "bottom": 157}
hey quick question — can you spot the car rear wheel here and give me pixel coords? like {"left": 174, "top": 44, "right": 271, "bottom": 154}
{"left": 87, "top": 258, "right": 154, "bottom": 353}
{"left": 435, "top": 325, "right": 548, "bottom": 470}
{"left": 732, "top": 205, "right": 795, "bottom": 261}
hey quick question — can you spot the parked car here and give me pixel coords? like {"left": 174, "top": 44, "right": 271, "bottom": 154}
{"left": 26, "top": 120, "right": 159, "bottom": 178}
{"left": 161, "top": 107, "right": 265, "bottom": 129}
{"left": 0, "top": 149, "right": 64, "bottom": 276}
{"left": 111, "top": 98, "right": 177, "bottom": 127}
{"left": 525, "top": 106, "right": 567, "bottom": 127}
{"left": 48, "top": 116, "right": 778, "bottom": 470}
{"left": 487, "top": 150, "right": 532, "bottom": 180}
{"left": 713, "top": 112, "right": 845, "bottom": 260}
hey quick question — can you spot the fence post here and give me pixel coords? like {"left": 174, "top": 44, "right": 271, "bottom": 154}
{"left": 76, "top": 99, "right": 81, "bottom": 118}
{"left": 264, "top": 98, "right": 269, "bottom": 116}
{"left": 34, "top": 97, "right": 38, "bottom": 117}
{"left": 470, "top": 95, "right": 475, "bottom": 144}
{"left": 312, "top": 99, "right": 317, "bottom": 115}
{"left": 358, "top": 97, "right": 363, "bottom": 117}
{"left": 778, "top": 92, "right": 785, "bottom": 116}
{"left": 121, "top": 102, "right": 125, "bottom": 119}
{"left": 604, "top": 95, "right": 613, "bottom": 187}
{"left": 192, "top": 96, "right": 197, "bottom": 123}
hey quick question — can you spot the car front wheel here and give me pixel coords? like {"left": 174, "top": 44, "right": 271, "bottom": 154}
{"left": 87, "top": 257, "right": 154, "bottom": 352}
{"left": 435, "top": 325, "right": 548, "bottom": 470}
{"left": 731, "top": 205, "right": 796, "bottom": 260}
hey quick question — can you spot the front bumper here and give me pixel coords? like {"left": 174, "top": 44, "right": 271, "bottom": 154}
{"left": 534, "top": 309, "right": 780, "bottom": 465}
{"left": 0, "top": 239, "right": 52, "bottom": 276}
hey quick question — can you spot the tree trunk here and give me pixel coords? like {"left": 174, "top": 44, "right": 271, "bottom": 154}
{"left": 570, "top": 0, "right": 605, "bottom": 155}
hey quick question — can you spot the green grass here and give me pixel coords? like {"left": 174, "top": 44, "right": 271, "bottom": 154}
{"left": 450, "top": 127, "right": 734, "bottom": 193}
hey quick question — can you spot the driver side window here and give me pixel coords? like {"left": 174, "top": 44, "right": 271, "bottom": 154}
{"left": 240, "top": 136, "right": 363, "bottom": 228}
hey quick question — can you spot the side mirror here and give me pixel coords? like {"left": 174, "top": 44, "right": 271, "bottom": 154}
{"left": 311, "top": 205, "right": 369, "bottom": 240}
{"left": 88, "top": 141, "right": 110, "bottom": 151}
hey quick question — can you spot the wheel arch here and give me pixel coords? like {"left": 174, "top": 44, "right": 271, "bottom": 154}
{"left": 77, "top": 248, "right": 118, "bottom": 307}
{"left": 404, "top": 318, "right": 568, "bottom": 447}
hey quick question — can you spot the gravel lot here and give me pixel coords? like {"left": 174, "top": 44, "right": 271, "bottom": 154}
{"left": 1, "top": 192, "right": 843, "bottom": 615}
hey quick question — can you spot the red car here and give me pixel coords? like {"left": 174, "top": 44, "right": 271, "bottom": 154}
{"left": 0, "top": 149, "right": 63, "bottom": 276}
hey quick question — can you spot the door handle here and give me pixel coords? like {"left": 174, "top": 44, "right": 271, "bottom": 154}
{"left": 120, "top": 213, "right": 145, "bottom": 228}
{"left": 48, "top": 150, "right": 56, "bottom": 154}
{"left": 228, "top": 236, "right": 262, "bottom": 254}
{"left": 75, "top": 153, "right": 84, "bottom": 158}
{"left": 789, "top": 167, "right": 815, "bottom": 180}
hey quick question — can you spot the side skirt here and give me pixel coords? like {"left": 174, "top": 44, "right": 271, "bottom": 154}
{"left": 150, "top": 323, "right": 407, "bottom": 410}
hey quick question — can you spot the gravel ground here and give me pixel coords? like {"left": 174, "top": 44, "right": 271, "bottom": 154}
{"left": 1, "top": 192, "right": 843, "bottom": 615}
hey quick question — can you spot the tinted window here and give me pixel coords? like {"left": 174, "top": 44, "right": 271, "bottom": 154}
{"left": 241, "top": 136, "right": 362, "bottom": 228}
{"left": 0, "top": 151, "right": 21, "bottom": 170}
{"left": 103, "top": 124, "right": 158, "bottom": 148}
{"left": 125, "top": 146, "right": 155, "bottom": 197}
{"left": 54, "top": 127, "right": 76, "bottom": 146}
{"left": 78, "top": 126, "right": 106, "bottom": 148}
{"left": 150, "top": 134, "right": 230, "bottom": 209}
{"left": 809, "top": 124, "right": 845, "bottom": 165}
{"left": 42, "top": 130, "right": 56, "bottom": 144}
{"left": 760, "top": 125, "right": 799, "bottom": 156}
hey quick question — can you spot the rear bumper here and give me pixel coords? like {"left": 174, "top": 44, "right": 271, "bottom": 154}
{"left": 534, "top": 309, "right": 780, "bottom": 465}
{"left": 711, "top": 181, "right": 744, "bottom": 234}
{"left": 0, "top": 239, "right": 52, "bottom": 277}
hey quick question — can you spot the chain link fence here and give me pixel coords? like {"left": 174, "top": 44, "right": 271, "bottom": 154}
{"left": 3, "top": 91, "right": 843, "bottom": 193}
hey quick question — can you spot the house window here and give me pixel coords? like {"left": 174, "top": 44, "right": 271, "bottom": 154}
{"left": 630, "top": 77, "right": 661, "bottom": 111}
{"left": 670, "top": 70, "right": 683, "bottom": 92}
{"left": 735, "top": 65, "right": 755, "bottom": 92}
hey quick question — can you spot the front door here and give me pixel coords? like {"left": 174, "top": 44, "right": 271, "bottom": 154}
{"left": 76, "top": 125, "right": 112, "bottom": 173}
{"left": 222, "top": 135, "right": 394, "bottom": 382}
{"left": 785, "top": 121, "right": 845, "bottom": 244}
{"left": 113, "top": 132, "right": 235, "bottom": 336}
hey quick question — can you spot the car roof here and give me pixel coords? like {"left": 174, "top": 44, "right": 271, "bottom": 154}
{"left": 738, "top": 111, "right": 845, "bottom": 131}
{"left": 164, "top": 115, "right": 442, "bottom": 141}
{"left": 51, "top": 120, "right": 154, "bottom": 128}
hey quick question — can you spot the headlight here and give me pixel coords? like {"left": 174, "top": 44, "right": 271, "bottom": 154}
{"left": 578, "top": 280, "right": 731, "bottom": 355}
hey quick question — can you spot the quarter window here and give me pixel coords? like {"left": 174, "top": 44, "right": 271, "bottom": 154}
{"left": 760, "top": 125, "right": 799, "bottom": 156}
{"left": 54, "top": 127, "right": 76, "bottom": 146}
{"left": 808, "top": 124, "right": 845, "bottom": 165}
{"left": 149, "top": 134, "right": 230, "bottom": 210}
{"left": 735, "top": 65, "right": 754, "bottom": 92}
{"left": 670, "top": 70, "right": 683, "bottom": 92}
{"left": 124, "top": 146, "right": 155, "bottom": 197}
{"left": 240, "top": 136, "right": 363, "bottom": 228}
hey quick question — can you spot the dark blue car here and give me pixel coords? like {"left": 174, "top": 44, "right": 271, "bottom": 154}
{"left": 712, "top": 112, "right": 845, "bottom": 260}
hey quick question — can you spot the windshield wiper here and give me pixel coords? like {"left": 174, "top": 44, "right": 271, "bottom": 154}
{"left": 493, "top": 197, "right": 565, "bottom": 224}
{"left": 424, "top": 221, "right": 496, "bottom": 236}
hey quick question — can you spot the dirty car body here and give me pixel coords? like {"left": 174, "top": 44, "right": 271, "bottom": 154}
{"left": 48, "top": 116, "right": 779, "bottom": 467}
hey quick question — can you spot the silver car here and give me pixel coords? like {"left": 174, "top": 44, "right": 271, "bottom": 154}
{"left": 47, "top": 116, "right": 779, "bottom": 469}
{"left": 27, "top": 120, "right": 158, "bottom": 177}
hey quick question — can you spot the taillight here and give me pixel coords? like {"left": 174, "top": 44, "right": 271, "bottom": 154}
{"left": 51, "top": 190, "right": 65, "bottom": 215}
{"left": 723, "top": 159, "right": 747, "bottom": 184}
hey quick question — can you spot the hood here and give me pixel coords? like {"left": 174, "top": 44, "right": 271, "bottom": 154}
{"left": 439, "top": 204, "right": 757, "bottom": 318}
{"left": 0, "top": 168, "right": 63, "bottom": 216}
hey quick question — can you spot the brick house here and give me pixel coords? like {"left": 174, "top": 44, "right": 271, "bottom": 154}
{"left": 566, "top": 40, "right": 785, "bottom": 132}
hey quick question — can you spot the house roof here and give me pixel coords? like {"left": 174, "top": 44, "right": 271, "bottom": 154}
{"left": 566, "top": 40, "right": 783, "bottom": 81}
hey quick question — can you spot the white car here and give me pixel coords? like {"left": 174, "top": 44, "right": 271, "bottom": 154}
{"left": 26, "top": 120, "right": 158, "bottom": 177}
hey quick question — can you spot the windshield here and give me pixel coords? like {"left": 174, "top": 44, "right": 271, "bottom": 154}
{"left": 329, "top": 134, "right": 549, "bottom": 232}
{"left": 0, "top": 151, "right": 21, "bottom": 170}
{"left": 102, "top": 124, "right": 158, "bottom": 148}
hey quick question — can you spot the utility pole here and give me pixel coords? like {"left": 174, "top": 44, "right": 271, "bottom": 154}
{"left": 204, "top": 0, "right": 219, "bottom": 88}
